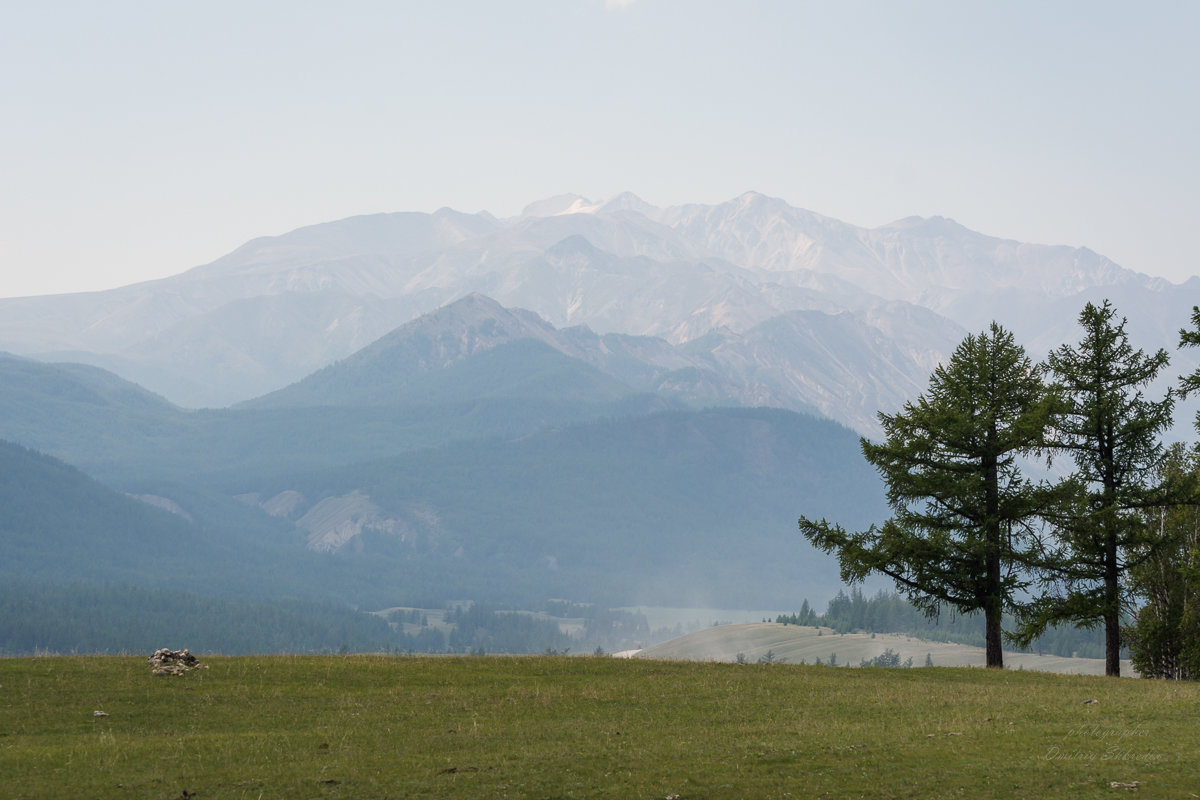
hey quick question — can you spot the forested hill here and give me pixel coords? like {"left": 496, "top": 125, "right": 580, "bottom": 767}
{"left": 0, "top": 439, "right": 328, "bottom": 599}
{"left": 223, "top": 406, "right": 885, "bottom": 609}
{"left": 1, "top": 339, "right": 890, "bottom": 612}
{"left": 0, "top": 439, "right": 197, "bottom": 583}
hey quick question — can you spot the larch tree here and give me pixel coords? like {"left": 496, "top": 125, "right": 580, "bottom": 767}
{"left": 1019, "top": 300, "right": 1174, "bottom": 677}
{"left": 798, "top": 322, "right": 1058, "bottom": 668}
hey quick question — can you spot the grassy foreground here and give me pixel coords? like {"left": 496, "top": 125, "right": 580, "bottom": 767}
{"left": 1, "top": 655, "right": 1197, "bottom": 799}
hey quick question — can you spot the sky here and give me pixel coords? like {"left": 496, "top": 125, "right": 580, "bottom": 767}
{"left": 2, "top": 1, "right": 1198, "bottom": 298}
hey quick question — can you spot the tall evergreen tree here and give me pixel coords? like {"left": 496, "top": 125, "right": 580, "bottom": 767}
{"left": 1020, "top": 300, "right": 1174, "bottom": 677}
{"left": 799, "top": 323, "right": 1057, "bottom": 668}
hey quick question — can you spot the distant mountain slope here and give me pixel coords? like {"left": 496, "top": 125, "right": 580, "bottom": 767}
{"left": 5, "top": 337, "right": 886, "bottom": 607}
{"left": 257, "top": 338, "right": 636, "bottom": 409}
{"left": 235, "top": 407, "right": 886, "bottom": 608}
{"left": 244, "top": 293, "right": 953, "bottom": 433}
{"left": 0, "top": 351, "right": 173, "bottom": 411}
{"left": 187, "top": 207, "right": 502, "bottom": 287}
{"left": 0, "top": 352, "right": 184, "bottom": 474}
{"left": 0, "top": 337, "right": 678, "bottom": 484}
{"left": 244, "top": 294, "right": 740, "bottom": 412}
{"left": 245, "top": 294, "right": 631, "bottom": 408}
{"left": 0, "top": 440, "right": 321, "bottom": 598}
{"left": 654, "top": 193, "right": 1154, "bottom": 309}
{"left": 121, "top": 291, "right": 423, "bottom": 407}
{"left": 2, "top": 191, "right": 1186, "bottom": 422}
{"left": 686, "top": 304, "right": 965, "bottom": 433}
{"left": 0, "top": 369, "right": 887, "bottom": 610}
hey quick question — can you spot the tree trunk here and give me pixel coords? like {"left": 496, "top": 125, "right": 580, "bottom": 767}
{"left": 1105, "top": 608, "right": 1121, "bottom": 677}
{"left": 985, "top": 607, "right": 1004, "bottom": 669}
{"left": 1105, "top": 542, "right": 1122, "bottom": 677}
{"left": 983, "top": 444, "right": 1003, "bottom": 669}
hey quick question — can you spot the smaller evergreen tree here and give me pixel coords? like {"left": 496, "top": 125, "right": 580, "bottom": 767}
{"left": 1124, "top": 443, "right": 1200, "bottom": 679}
{"left": 799, "top": 323, "right": 1059, "bottom": 668}
{"left": 1020, "top": 300, "right": 1175, "bottom": 677}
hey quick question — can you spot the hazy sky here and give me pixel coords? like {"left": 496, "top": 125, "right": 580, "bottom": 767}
{"left": 3, "top": 1, "right": 1198, "bottom": 298}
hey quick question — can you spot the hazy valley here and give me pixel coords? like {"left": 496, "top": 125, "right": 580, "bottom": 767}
{"left": 2, "top": 192, "right": 1196, "bottom": 658}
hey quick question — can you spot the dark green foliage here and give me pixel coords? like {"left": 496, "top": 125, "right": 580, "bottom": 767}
{"left": 800, "top": 323, "right": 1058, "bottom": 668}
{"left": 778, "top": 588, "right": 983, "bottom": 643}
{"left": 1181, "top": 305, "right": 1200, "bottom": 410}
{"left": 860, "top": 648, "right": 910, "bottom": 667}
{"left": 1124, "top": 443, "right": 1200, "bottom": 679}
{"left": 795, "top": 598, "right": 816, "bottom": 625}
{"left": 756, "top": 649, "right": 784, "bottom": 664}
{"left": 1022, "top": 301, "right": 1175, "bottom": 676}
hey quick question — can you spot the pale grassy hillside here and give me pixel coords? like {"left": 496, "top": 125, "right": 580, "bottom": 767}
{"left": 635, "top": 622, "right": 1133, "bottom": 675}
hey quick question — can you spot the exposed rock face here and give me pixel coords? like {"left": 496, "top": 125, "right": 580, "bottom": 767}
{"left": 128, "top": 494, "right": 194, "bottom": 522}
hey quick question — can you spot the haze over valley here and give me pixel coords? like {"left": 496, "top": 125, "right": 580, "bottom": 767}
{"left": 2, "top": 192, "right": 1196, "bottom": 656}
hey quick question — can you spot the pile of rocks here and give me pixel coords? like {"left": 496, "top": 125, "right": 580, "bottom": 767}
{"left": 148, "top": 648, "right": 206, "bottom": 676}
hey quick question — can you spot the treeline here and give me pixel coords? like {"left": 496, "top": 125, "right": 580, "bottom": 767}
{"left": 0, "top": 582, "right": 657, "bottom": 657}
{"left": 444, "top": 604, "right": 574, "bottom": 655}
{"left": 777, "top": 588, "right": 1108, "bottom": 659}
{"left": 0, "top": 582, "right": 397, "bottom": 655}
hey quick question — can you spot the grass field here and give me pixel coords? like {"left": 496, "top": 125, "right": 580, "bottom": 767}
{"left": 2, "top": 654, "right": 1196, "bottom": 799}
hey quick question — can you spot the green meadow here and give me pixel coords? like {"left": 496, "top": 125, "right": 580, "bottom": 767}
{"left": 2, "top": 654, "right": 1196, "bottom": 799}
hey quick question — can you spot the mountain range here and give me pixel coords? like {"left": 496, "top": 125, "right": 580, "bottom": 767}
{"left": 3, "top": 191, "right": 1192, "bottom": 433}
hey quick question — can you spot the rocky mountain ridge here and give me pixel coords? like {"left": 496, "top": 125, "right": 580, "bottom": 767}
{"left": 244, "top": 292, "right": 964, "bottom": 434}
{"left": 0, "top": 192, "right": 1191, "bottom": 429}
